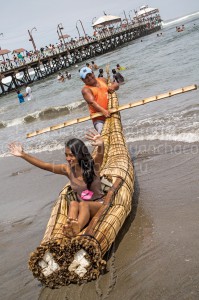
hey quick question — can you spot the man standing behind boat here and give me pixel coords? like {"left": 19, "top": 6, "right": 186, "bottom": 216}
{"left": 80, "top": 67, "right": 119, "bottom": 133}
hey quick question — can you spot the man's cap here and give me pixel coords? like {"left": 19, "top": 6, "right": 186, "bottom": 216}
{"left": 79, "top": 67, "right": 92, "bottom": 79}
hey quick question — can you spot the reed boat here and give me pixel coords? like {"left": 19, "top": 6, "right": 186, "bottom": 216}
{"left": 28, "top": 87, "right": 134, "bottom": 287}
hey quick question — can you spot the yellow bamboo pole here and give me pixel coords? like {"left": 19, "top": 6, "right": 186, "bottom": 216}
{"left": 26, "top": 84, "right": 197, "bottom": 138}
{"left": 105, "top": 64, "right": 110, "bottom": 81}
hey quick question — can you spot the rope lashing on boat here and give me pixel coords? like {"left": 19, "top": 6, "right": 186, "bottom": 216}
{"left": 80, "top": 233, "right": 103, "bottom": 254}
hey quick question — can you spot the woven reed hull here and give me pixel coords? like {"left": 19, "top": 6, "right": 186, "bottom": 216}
{"left": 29, "top": 91, "right": 134, "bottom": 287}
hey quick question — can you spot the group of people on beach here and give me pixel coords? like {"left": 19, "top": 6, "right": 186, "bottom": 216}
{"left": 97, "top": 65, "right": 125, "bottom": 84}
{"left": 85, "top": 61, "right": 125, "bottom": 84}
{"left": 57, "top": 71, "right": 72, "bottom": 82}
{"left": 10, "top": 60, "right": 126, "bottom": 237}
{"left": 176, "top": 25, "right": 185, "bottom": 32}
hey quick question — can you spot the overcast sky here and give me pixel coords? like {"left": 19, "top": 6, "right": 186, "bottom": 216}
{"left": 0, "top": 0, "right": 198, "bottom": 51}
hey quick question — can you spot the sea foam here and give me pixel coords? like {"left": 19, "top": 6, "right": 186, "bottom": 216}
{"left": 162, "top": 11, "right": 199, "bottom": 27}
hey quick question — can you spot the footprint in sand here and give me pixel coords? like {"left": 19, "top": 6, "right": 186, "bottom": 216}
{"left": 10, "top": 167, "right": 32, "bottom": 177}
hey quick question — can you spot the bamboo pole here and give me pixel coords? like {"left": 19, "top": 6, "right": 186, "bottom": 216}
{"left": 26, "top": 84, "right": 197, "bottom": 138}
{"left": 105, "top": 64, "right": 110, "bottom": 81}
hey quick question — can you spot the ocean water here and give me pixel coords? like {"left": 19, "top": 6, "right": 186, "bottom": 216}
{"left": 0, "top": 12, "right": 198, "bottom": 156}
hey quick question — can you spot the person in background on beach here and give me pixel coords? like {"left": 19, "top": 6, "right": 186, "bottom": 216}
{"left": 116, "top": 63, "right": 126, "bottom": 71}
{"left": 91, "top": 61, "right": 99, "bottom": 70}
{"left": 65, "top": 71, "right": 71, "bottom": 79}
{"left": 80, "top": 66, "right": 119, "bottom": 133}
{"left": 8, "top": 130, "right": 105, "bottom": 238}
{"left": 176, "top": 26, "right": 184, "bottom": 32}
{"left": 98, "top": 68, "right": 104, "bottom": 78}
{"left": 25, "top": 84, "right": 33, "bottom": 101}
{"left": 57, "top": 72, "right": 65, "bottom": 82}
{"left": 86, "top": 62, "right": 93, "bottom": 70}
{"left": 16, "top": 90, "right": 25, "bottom": 104}
{"left": 112, "top": 69, "right": 124, "bottom": 84}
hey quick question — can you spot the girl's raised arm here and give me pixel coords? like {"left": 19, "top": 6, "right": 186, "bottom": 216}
{"left": 8, "top": 142, "right": 69, "bottom": 176}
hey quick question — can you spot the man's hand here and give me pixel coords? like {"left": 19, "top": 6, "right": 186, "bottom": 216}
{"left": 102, "top": 109, "right": 111, "bottom": 118}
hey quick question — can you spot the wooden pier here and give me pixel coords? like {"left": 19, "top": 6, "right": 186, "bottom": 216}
{"left": 0, "top": 23, "right": 161, "bottom": 97}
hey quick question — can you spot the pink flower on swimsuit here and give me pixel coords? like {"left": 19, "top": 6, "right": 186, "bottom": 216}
{"left": 81, "top": 190, "right": 94, "bottom": 200}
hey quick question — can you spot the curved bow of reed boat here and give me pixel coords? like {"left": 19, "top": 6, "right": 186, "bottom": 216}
{"left": 29, "top": 90, "right": 134, "bottom": 287}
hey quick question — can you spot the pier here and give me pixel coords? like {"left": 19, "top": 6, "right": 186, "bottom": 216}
{"left": 0, "top": 22, "right": 161, "bottom": 97}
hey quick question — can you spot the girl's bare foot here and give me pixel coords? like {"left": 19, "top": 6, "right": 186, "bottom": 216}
{"left": 70, "top": 219, "right": 80, "bottom": 236}
{"left": 62, "top": 219, "right": 74, "bottom": 238}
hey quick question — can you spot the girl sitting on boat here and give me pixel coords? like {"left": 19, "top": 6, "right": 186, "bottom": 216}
{"left": 8, "top": 130, "right": 105, "bottom": 238}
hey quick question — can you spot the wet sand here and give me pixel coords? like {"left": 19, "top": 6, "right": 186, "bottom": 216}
{"left": 1, "top": 141, "right": 199, "bottom": 300}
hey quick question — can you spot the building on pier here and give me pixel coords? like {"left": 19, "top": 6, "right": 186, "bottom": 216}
{"left": 134, "top": 5, "right": 161, "bottom": 24}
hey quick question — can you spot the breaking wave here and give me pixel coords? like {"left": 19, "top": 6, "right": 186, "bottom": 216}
{"left": 123, "top": 108, "right": 199, "bottom": 144}
{"left": 126, "top": 132, "right": 199, "bottom": 144}
{"left": 0, "top": 100, "right": 86, "bottom": 129}
{"left": 0, "top": 121, "right": 6, "bottom": 129}
{"left": 162, "top": 11, "right": 199, "bottom": 28}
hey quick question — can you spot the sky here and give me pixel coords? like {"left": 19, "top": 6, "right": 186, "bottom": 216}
{"left": 0, "top": 0, "right": 199, "bottom": 51}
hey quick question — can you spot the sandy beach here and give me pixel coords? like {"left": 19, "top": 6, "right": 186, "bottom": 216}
{"left": 1, "top": 139, "right": 199, "bottom": 300}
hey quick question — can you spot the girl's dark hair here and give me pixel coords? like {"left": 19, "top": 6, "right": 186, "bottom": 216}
{"left": 65, "top": 138, "right": 95, "bottom": 189}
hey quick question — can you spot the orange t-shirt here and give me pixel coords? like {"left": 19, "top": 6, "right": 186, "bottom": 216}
{"left": 84, "top": 78, "right": 109, "bottom": 122}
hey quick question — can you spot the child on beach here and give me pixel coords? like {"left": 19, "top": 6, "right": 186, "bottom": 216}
{"left": 9, "top": 130, "right": 104, "bottom": 238}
